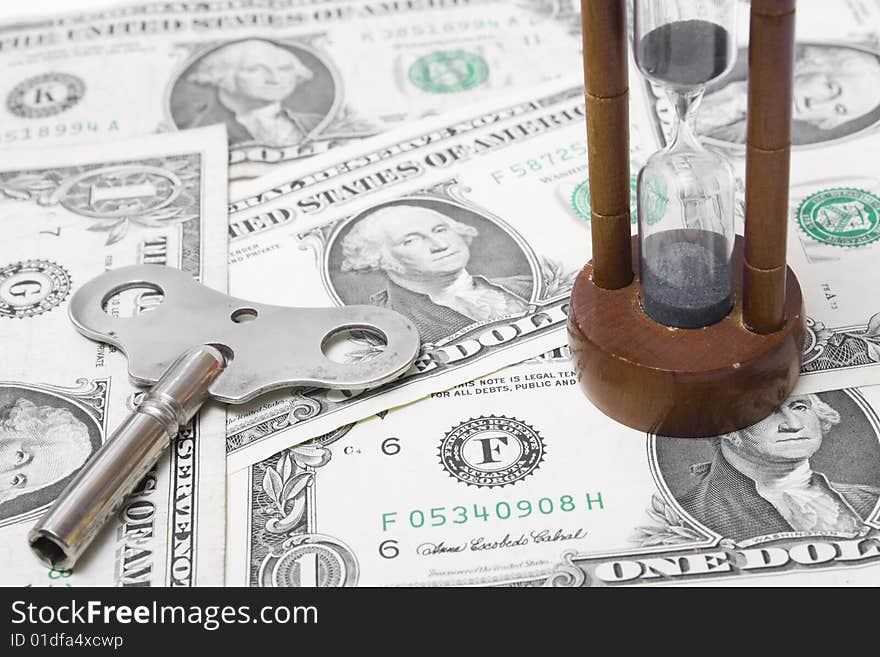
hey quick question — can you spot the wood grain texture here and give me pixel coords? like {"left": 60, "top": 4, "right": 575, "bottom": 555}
{"left": 585, "top": 93, "right": 631, "bottom": 216}
{"left": 568, "top": 236, "right": 805, "bottom": 438}
{"left": 744, "top": 144, "right": 791, "bottom": 269}
{"left": 746, "top": 11, "right": 796, "bottom": 150}
{"left": 590, "top": 211, "right": 634, "bottom": 289}
{"left": 580, "top": 0, "right": 632, "bottom": 289}
{"left": 581, "top": 0, "right": 628, "bottom": 99}
{"left": 742, "top": 0, "right": 796, "bottom": 332}
{"left": 751, "top": 0, "right": 796, "bottom": 17}
{"left": 743, "top": 260, "right": 788, "bottom": 334}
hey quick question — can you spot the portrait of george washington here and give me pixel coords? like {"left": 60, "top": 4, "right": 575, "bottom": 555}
{"left": 674, "top": 393, "right": 880, "bottom": 542}
{"left": 332, "top": 202, "right": 536, "bottom": 344}
{"left": 170, "top": 38, "right": 336, "bottom": 148}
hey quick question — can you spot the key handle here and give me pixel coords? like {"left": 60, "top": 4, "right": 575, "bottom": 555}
{"left": 69, "top": 265, "right": 421, "bottom": 403}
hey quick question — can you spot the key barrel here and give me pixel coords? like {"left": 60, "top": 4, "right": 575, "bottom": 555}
{"left": 28, "top": 345, "right": 226, "bottom": 570}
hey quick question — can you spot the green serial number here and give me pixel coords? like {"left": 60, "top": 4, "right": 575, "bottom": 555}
{"left": 47, "top": 567, "right": 73, "bottom": 587}
{"left": 381, "top": 492, "right": 604, "bottom": 531}
{"left": 489, "top": 142, "right": 587, "bottom": 183}
{"left": 0, "top": 120, "right": 119, "bottom": 145}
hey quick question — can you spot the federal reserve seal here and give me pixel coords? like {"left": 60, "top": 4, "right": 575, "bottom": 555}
{"left": 570, "top": 174, "right": 640, "bottom": 224}
{"left": 0, "top": 260, "right": 71, "bottom": 319}
{"left": 439, "top": 416, "right": 545, "bottom": 488}
{"left": 6, "top": 73, "right": 85, "bottom": 119}
{"left": 408, "top": 50, "right": 489, "bottom": 94}
{"left": 797, "top": 187, "right": 880, "bottom": 248}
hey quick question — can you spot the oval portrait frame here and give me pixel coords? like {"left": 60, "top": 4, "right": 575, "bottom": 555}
{"left": 0, "top": 383, "right": 103, "bottom": 528}
{"left": 319, "top": 193, "right": 543, "bottom": 322}
{"left": 698, "top": 41, "right": 880, "bottom": 154}
{"left": 164, "top": 37, "right": 345, "bottom": 148}
{"left": 647, "top": 388, "right": 880, "bottom": 547}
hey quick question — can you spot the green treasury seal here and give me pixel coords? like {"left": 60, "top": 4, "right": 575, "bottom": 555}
{"left": 570, "top": 174, "right": 640, "bottom": 224}
{"left": 408, "top": 50, "right": 489, "bottom": 94}
{"left": 797, "top": 187, "right": 880, "bottom": 248}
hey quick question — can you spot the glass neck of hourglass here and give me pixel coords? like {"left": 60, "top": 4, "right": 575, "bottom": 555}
{"left": 666, "top": 86, "right": 705, "bottom": 153}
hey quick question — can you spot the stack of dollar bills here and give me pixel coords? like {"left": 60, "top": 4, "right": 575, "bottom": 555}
{"left": 0, "top": 0, "right": 879, "bottom": 587}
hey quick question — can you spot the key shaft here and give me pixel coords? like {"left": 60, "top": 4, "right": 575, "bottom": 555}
{"left": 28, "top": 345, "right": 227, "bottom": 570}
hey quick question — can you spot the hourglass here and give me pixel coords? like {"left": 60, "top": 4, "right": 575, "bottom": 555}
{"left": 568, "top": 0, "right": 806, "bottom": 437}
{"left": 635, "top": 1, "right": 737, "bottom": 329}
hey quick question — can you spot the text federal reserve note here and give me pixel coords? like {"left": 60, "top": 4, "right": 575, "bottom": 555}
{"left": 226, "top": 355, "right": 880, "bottom": 587}
{"left": 0, "top": 0, "right": 582, "bottom": 179}
{"left": 0, "top": 126, "right": 228, "bottom": 586}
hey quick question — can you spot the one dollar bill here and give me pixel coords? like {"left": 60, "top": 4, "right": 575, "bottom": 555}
{"left": 0, "top": 126, "right": 229, "bottom": 586}
{"left": 0, "top": 0, "right": 582, "bottom": 179}
{"left": 226, "top": 354, "right": 880, "bottom": 587}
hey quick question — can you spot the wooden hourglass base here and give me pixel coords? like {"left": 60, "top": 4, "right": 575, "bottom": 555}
{"left": 568, "top": 236, "right": 805, "bottom": 438}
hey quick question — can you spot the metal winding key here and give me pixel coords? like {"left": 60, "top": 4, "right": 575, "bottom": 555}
{"left": 28, "top": 265, "right": 421, "bottom": 570}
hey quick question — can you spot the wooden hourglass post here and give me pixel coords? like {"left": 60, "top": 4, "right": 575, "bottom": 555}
{"left": 568, "top": 0, "right": 806, "bottom": 438}
{"left": 743, "top": 0, "right": 797, "bottom": 333}
{"left": 580, "top": 0, "right": 633, "bottom": 290}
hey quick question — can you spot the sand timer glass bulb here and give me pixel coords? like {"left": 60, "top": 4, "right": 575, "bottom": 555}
{"left": 634, "top": 0, "right": 738, "bottom": 329}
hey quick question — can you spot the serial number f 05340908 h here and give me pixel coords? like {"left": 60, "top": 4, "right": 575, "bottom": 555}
{"left": 381, "top": 492, "right": 605, "bottom": 532}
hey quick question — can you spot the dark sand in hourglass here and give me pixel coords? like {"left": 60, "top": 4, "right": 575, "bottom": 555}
{"left": 640, "top": 231, "right": 733, "bottom": 329}
{"left": 637, "top": 20, "right": 732, "bottom": 87}
{"left": 637, "top": 21, "right": 734, "bottom": 327}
